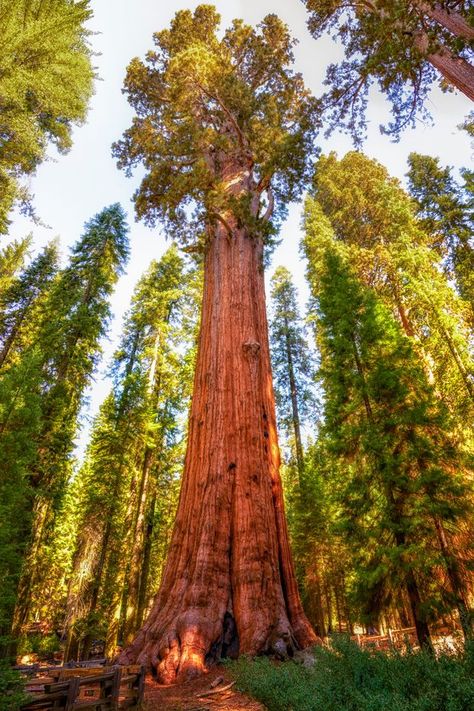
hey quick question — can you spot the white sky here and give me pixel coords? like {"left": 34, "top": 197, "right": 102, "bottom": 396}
{"left": 7, "top": 0, "right": 473, "bottom": 455}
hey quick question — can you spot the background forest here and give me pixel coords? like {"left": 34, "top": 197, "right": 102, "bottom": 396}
{"left": 0, "top": 1, "right": 473, "bottom": 709}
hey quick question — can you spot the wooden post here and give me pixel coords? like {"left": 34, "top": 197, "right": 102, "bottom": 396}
{"left": 65, "top": 677, "right": 80, "bottom": 711}
{"left": 137, "top": 666, "right": 146, "bottom": 705}
{"left": 111, "top": 666, "right": 122, "bottom": 709}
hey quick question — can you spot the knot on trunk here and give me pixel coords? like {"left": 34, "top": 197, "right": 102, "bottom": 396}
{"left": 243, "top": 340, "right": 260, "bottom": 357}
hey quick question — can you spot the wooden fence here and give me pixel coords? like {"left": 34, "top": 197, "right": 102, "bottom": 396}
{"left": 351, "top": 627, "right": 418, "bottom": 651}
{"left": 20, "top": 664, "right": 145, "bottom": 710}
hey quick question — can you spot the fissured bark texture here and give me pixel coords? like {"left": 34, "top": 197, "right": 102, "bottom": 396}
{"left": 119, "top": 217, "right": 317, "bottom": 682}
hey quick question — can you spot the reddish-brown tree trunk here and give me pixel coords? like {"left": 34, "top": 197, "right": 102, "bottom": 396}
{"left": 428, "top": 48, "right": 474, "bottom": 100}
{"left": 119, "top": 171, "right": 317, "bottom": 682}
{"left": 433, "top": 517, "right": 472, "bottom": 639}
{"left": 284, "top": 320, "right": 305, "bottom": 476}
{"left": 414, "top": 32, "right": 474, "bottom": 100}
{"left": 417, "top": 3, "right": 474, "bottom": 41}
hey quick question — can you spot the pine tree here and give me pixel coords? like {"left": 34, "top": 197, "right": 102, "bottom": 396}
{"left": 0, "top": 242, "right": 59, "bottom": 654}
{"left": 0, "top": 237, "right": 31, "bottom": 296}
{"left": 303, "top": 198, "right": 474, "bottom": 644}
{"left": 113, "top": 5, "right": 319, "bottom": 681}
{"left": 0, "top": 242, "right": 59, "bottom": 371}
{"left": 62, "top": 247, "right": 196, "bottom": 661}
{"left": 312, "top": 152, "right": 474, "bottom": 426}
{"left": 303, "top": 1, "right": 474, "bottom": 141}
{"left": 0, "top": 349, "right": 43, "bottom": 654}
{"left": 407, "top": 152, "right": 474, "bottom": 318}
{"left": 270, "top": 266, "right": 317, "bottom": 476}
{"left": 0, "top": 0, "right": 94, "bottom": 232}
{"left": 0, "top": 205, "right": 129, "bottom": 650}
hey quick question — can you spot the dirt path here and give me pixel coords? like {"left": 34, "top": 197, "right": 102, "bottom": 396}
{"left": 142, "top": 666, "right": 265, "bottom": 711}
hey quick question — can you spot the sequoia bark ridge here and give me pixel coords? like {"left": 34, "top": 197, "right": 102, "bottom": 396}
{"left": 119, "top": 163, "right": 317, "bottom": 682}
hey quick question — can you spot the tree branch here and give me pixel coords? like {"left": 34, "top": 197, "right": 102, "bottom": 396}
{"left": 194, "top": 79, "right": 248, "bottom": 152}
{"left": 261, "top": 186, "right": 274, "bottom": 223}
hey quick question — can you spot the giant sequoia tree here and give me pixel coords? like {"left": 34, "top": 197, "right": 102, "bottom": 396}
{"left": 114, "top": 5, "right": 319, "bottom": 682}
{"left": 303, "top": 0, "right": 474, "bottom": 140}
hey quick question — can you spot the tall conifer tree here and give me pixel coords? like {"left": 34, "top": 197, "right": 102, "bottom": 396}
{"left": 113, "top": 5, "right": 319, "bottom": 680}
{"left": 0, "top": 205, "right": 129, "bottom": 650}
{"left": 407, "top": 152, "right": 474, "bottom": 318}
{"left": 0, "top": 0, "right": 94, "bottom": 231}
{"left": 63, "top": 247, "right": 196, "bottom": 661}
{"left": 303, "top": 198, "right": 474, "bottom": 644}
{"left": 270, "top": 266, "right": 316, "bottom": 476}
{"left": 312, "top": 152, "right": 474, "bottom": 426}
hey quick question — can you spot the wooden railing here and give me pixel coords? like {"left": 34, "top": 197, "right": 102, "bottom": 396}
{"left": 20, "top": 664, "right": 145, "bottom": 710}
{"left": 351, "top": 627, "right": 418, "bottom": 651}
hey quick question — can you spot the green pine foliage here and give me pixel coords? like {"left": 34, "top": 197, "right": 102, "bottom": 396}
{"left": 0, "top": 237, "right": 32, "bottom": 296}
{"left": 311, "top": 152, "right": 474, "bottom": 428}
{"left": 0, "top": 241, "right": 59, "bottom": 371}
{"left": 303, "top": 1, "right": 474, "bottom": 142}
{"left": 270, "top": 266, "right": 317, "bottom": 471}
{"left": 407, "top": 153, "right": 474, "bottom": 318}
{"left": 302, "top": 196, "right": 474, "bottom": 640}
{"left": 61, "top": 246, "right": 199, "bottom": 660}
{"left": 0, "top": 0, "right": 94, "bottom": 232}
{"left": 0, "top": 205, "right": 129, "bottom": 655}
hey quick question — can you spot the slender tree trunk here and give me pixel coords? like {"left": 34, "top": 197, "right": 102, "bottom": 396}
{"left": 118, "top": 167, "right": 317, "bottom": 682}
{"left": 334, "top": 583, "right": 342, "bottom": 632}
{"left": 351, "top": 332, "right": 433, "bottom": 651}
{"left": 135, "top": 495, "right": 156, "bottom": 631}
{"left": 11, "top": 498, "right": 49, "bottom": 637}
{"left": 104, "top": 478, "right": 138, "bottom": 659}
{"left": 324, "top": 583, "right": 333, "bottom": 633}
{"left": 404, "top": 568, "right": 433, "bottom": 651}
{"left": 398, "top": 598, "right": 411, "bottom": 628}
{"left": 303, "top": 558, "right": 326, "bottom": 638}
{"left": 313, "top": 565, "right": 327, "bottom": 638}
{"left": 121, "top": 447, "right": 155, "bottom": 646}
{"left": 284, "top": 322, "right": 305, "bottom": 476}
{"left": 433, "top": 517, "right": 472, "bottom": 639}
{"left": 392, "top": 512, "right": 433, "bottom": 652}
{"left": 0, "top": 314, "right": 25, "bottom": 369}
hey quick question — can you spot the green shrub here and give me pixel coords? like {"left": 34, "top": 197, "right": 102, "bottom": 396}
{"left": 17, "top": 633, "right": 61, "bottom": 660}
{"left": 229, "top": 637, "right": 474, "bottom": 711}
{"left": 0, "top": 663, "right": 28, "bottom": 711}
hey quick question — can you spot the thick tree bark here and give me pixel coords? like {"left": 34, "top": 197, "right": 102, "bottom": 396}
{"left": 414, "top": 32, "right": 474, "bottom": 100}
{"left": 427, "top": 48, "right": 474, "bottom": 100}
{"left": 417, "top": 3, "right": 474, "bottom": 41}
{"left": 118, "top": 170, "right": 317, "bottom": 682}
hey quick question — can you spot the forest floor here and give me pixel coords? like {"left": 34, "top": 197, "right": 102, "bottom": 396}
{"left": 142, "top": 665, "right": 265, "bottom": 710}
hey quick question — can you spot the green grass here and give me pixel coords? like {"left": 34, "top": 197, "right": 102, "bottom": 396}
{"left": 229, "top": 637, "right": 474, "bottom": 711}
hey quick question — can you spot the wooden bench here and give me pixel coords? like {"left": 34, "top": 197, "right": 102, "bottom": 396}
{"left": 21, "top": 665, "right": 145, "bottom": 710}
